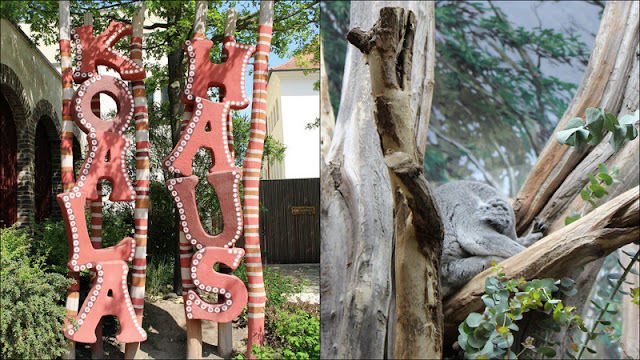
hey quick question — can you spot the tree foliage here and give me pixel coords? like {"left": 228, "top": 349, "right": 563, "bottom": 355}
{"left": 426, "top": 1, "right": 595, "bottom": 196}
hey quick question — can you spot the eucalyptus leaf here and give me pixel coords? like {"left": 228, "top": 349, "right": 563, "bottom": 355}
{"left": 556, "top": 128, "right": 580, "bottom": 145}
{"left": 573, "top": 128, "right": 590, "bottom": 153}
{"left": 604, "top": 113, "right": 618, "bottom": 132}
{"left": 585, "top": 108, "right": 602, "bottom": 125}
{"left": 598, "top": 172, "right": 613, "bottom": 186}
{"left": 561, "top": 288, "right": 578, "bottom": 296}
{"left": 610, "top": 124, "right": 627, "bottom": 151}
{"left": 466, "top": 312, "right": 484, "bottom": 328}
{"left": 580, "top": 189, "right": 590, "bottom": 201}
{"left": 589, "top": 183, "right": 607, "bottom": 198}
{"left": 565, "top": 117, "right": 585, "bottom": 129}
{"left": 535, "top": 347, "right": 556, "bottom": 358}
{"left": 598, "top": 163, "right": 608, "bottom": 174}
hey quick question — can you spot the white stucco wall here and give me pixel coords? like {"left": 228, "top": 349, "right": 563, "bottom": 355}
{"left": 1, "top": 19, "right": 62, "bottom": 122}
{"left": 277, "top": 70, "right": 319, "bottom": 179}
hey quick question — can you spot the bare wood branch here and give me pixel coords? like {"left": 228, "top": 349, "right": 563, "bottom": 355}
{"left": 443, "top": 186, "right": 640, "bottom": 342}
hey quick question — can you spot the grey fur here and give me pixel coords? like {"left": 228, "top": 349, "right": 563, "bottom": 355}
{"left": 434, "top": 181, "right": 545, "bottom": 299}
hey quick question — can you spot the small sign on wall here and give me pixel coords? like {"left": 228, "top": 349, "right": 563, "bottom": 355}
{"left": 291, "top": 206, "right": 316, "bottom": 215}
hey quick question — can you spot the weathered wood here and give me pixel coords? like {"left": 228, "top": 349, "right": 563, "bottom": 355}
{"left": 620, "top": 243, "right": 640, "bottom": 358}
{"left": 513, "top": 0, "right": 639, "bottom": 235}
{"left": 321, "top": 2, "right": 437, "bottom": 358}
{"left": 320, "top": 40, "right": 335, "bottom": 165}
{"left": 348, "top": 6, "right": 441, "bottom": 358}
{"left": 443, "top": 186, "right": 640, "bottom": 341}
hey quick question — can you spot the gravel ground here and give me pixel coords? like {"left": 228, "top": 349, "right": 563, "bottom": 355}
{"left": 75, "top": 263, "right": 320, "bottom": 359}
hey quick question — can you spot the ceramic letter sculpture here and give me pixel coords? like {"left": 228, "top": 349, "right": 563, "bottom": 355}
{"left": 58, "top": 21, "right": 148, "bottom": 343}
{"left": 163, "top": 36, "right": 255, "bottom": 323}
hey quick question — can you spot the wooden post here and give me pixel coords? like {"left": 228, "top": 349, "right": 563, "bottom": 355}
{"left": 59, "top": 2, "right": 79, "bottom": 359}
{"left": 124, "top": 2, "right": 150, "bottom": 358}
{"left": 183, "top": 2, "right": 208, "bottom": 358}
{"left": 243, "top": 1, "right": 274, "bottom": 358}
{"left": 217, "top": 8, "right": 238, "bottom": 359}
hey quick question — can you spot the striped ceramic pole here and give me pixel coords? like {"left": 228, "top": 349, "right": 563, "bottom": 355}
{"left": 59, "top": 2, "right": 79, "bottom": 359}
{"left": 83, "top": 13, "right": 105, "bottom": 357}
{"left": 243, "top": 1, "right": 273, "bottom": 357}
{"left": 182, "top": 2, "right": 208, "bottom": 358}
{"left": 123, "top": 4, "right": 149, "bottom": 358}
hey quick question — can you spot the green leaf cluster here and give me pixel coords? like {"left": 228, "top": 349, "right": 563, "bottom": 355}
{"left": 556, "top": 108, "right": 639, "bottom": 153}
{"left": 564, "top": 163, "right": 620, "bottom": 225}
{"left": 458, "top": 263, "right": 585, "bottom": 359}
{"left": 1, "top": 225, "right": 74, "bottom": 359}
{"left": 250, "top": 302, "right": 319, "bottom": 359}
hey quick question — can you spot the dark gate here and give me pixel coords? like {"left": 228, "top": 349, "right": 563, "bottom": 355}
{"left": 259, "top": 178, "right": 319, "bottom": 264}
{"left": 0, "top": 92, "right": 17, "bottom": 228}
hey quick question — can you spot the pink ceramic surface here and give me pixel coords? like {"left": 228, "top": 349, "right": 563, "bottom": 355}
{"left": 163, "top": 98, "right": 237, "bottom": 176}
{"left": 166, "top": 172, "right": 242, "bottom": 250}
{"left": 72, "top": 131, "right": 136, "bottom": 202}
{"left": 185, "top": 247, "right": 247, "bottom": 323}
{"left": 57, "top": 191, "right": 135, "bottom": 271}
{"left": 181, "top": 39, "right": 255, "bottom": 108}
{"left": 71, "top": 22, "right": 145, "bottom": 83}
{"left": 64, "top": 261, "right": 147, "bottom": 343}
{"left": 71, "top": 75, "right": 134, "bottom": 134}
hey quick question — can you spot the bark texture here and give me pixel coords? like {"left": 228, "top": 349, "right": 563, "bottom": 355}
{"left": 348, "top": 7, "right": 442, "bottom": 358}
{"left": 320, "top": 2, "right": 436, "bottom": 359}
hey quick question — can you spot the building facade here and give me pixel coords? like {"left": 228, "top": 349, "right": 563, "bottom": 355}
{"left": 0, "top": 19, "right": 84, "bottom": 228}
{"left": 263, "top": 56, "right": 319, "bottom": 179}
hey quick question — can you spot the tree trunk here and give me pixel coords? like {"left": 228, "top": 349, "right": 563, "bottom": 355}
{"left": 505, "top": 1, "right": 639, "bottom": 355}
{"left": 167, "top": 7, "right": 187, "bottom": 295}
{"left": 347, "top": 7, "right": 442, "bottom": 359}
{"left": 320, "top": 39, "right": 335, "bottom": 165}
{"left": 321, "top": 2, "right": 436, "bottom": 358}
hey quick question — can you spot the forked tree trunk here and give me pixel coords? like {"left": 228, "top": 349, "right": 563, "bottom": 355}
{"left": 320, "top": 1, "right": 436, "bottom": 359}
{"left": 347, "top": 6, "right": 441, "bottom": 358}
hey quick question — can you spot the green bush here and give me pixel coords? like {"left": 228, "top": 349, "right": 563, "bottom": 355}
{"left": 32, "top": 218, "right": 69, "bottom": 274}
{"left": 1, "top": 225, "right": 73, "bottom": 359}
{"left": 233, "top": 261, "right": 303, "bottom": 327}
{"left": 264, "top": 302, "right": 320, "bottom": 359}
{"left": 146, "top": 255, "right": 175, "bottom": 296}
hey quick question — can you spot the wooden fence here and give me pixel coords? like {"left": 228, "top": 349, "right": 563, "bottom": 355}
{"left": 258, "top": 178, "right": 320, "bottom": 264}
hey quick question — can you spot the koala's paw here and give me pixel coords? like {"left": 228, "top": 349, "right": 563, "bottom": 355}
{"left": 519, "top": 218, "right": 547, "bottom": 247}
{"left": 532, "top": 217, "right": 548, "bottom": 235}
{"left": 478, "top": 199, "right": 512, "bottom": 229}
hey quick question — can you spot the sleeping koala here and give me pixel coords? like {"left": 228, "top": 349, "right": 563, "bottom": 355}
{"left": 434, "top": 180, "right": 545, "bottom": 299}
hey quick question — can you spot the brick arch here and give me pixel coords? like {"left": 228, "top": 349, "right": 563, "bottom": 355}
{"left": 33, "top": 99, "right": 62, "bottom": 222}
{"left": 1, "top": 63, "right": 35, "bottom": 229}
